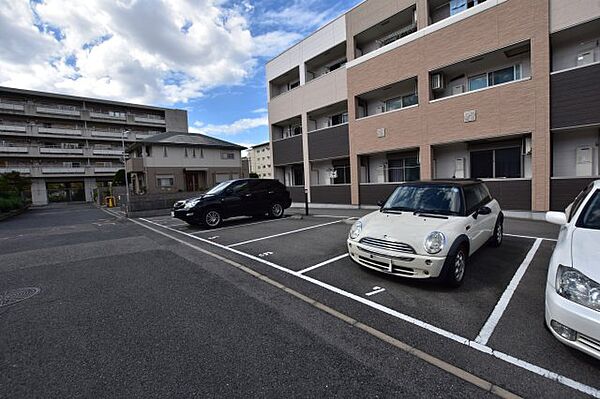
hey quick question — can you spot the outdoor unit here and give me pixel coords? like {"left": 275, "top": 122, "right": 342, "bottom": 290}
{"left": 431, "top": 73, "right": 445, "bottom": 90}
{"left": 455, "top": 158, "right": 465, "bottom": 178}
{"left": 576, "top": 146, "right": 593, "bottom": 176}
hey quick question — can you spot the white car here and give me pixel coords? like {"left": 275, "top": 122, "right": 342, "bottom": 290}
{"left": 347, "top": 180, "right": 503, "bottom": 287}
{"left": 545, "top": 180, "right": 600, "bottom": 360}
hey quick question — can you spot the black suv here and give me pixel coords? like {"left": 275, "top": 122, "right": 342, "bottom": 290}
{"left": 173, "top": 179, "right": 292, "bottom": 228}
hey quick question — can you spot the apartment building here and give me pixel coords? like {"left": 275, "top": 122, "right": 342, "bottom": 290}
{"left": 0, "top": 86, "right": 188, "bottom": 205}
{"left": 247, "top": 142, "right": 272, "bottom": 178}
{"left": 126, "top": 132, "right": 245, "bottom": 194}
{"left": 267, "top": 0, "right": 600, "bottom": 211}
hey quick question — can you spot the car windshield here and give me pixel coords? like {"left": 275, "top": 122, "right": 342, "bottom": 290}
{"left": 382, "top": 185, "right": 462, "bottom": 215}
{"left": 577, "top": 190, "right": 600, "bottom": 230}
{"left": 205, "top": 181, "right": 231, "bottom": 195}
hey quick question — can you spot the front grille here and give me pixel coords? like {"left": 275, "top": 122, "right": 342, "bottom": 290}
{"left": 578, "top": 333, "right": 600, "bottom": 353}
{"left": 357, "top": 256, "right": 415, "bottom": 276}
{"left": 359, "top": 237, "right": 416, "bottom": 254}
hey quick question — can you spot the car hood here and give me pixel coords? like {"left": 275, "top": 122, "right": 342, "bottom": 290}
{"left": 359, "top": 210, "right": 465, "bottom": 255}
{"left": 571, "top": 228, "right": 600, "bottom": 282}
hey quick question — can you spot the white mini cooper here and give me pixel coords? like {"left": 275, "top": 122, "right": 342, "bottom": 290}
{"left": 347, "top": 180, "right": 503, "bottom": 287}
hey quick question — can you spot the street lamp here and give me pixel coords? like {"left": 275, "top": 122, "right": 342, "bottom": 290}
{"left": 122, "top": 129, "right": 131, "bottom": 215}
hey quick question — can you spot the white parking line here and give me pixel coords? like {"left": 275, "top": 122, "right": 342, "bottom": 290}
{"left": 475, "top": 238, "right": 543, "bottom": 345}
{"left": 135, "top": 217, "right": 600, "bottom": 399}
{"left": 189, "top": 217, "right": 288, "bottom": 235}
{"left": 227, "top": 219, "right": 346, "bottom": 248}
{"left": 297, "top": 253, "right": 349, "bottom": 274}
{"left": 505, "top": 233, "right": 557, "bottom": 242}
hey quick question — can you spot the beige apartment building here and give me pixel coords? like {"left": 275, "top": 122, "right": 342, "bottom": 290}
{"left": 267, "top": 0, "right": 600, "bottom": 211}
{"left": 126, "top": 132, "right": 245, "bottom": 194}
{"left": 247, "top": 142, "right": 272, "bottom": 178}
{"left": 0, "top": 86, "right": 188, "bottom": 205}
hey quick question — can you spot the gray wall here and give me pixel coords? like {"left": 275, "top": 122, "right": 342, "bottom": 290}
{"left": 308, "top": 124, "right": 349, "bottom": 160}
{"left": 273, "top": 135, "right": 303, "bottom": 166}
{"left": 165, "top": 109, "right": 189, "bottom": 132}
{"left": 485, "top": 180, "right": 532, "bottom": 210}
{"left": 551, "top": 63, "right": 600, "bottom": 129}
{"left": 552, "top": 128, "right": 600, "bottom": 177}
{"left": 310, "top": 184, "right": 351, "bottom": 204}
{"left": 551, "top": 178, "right": 597, "bottom": 210}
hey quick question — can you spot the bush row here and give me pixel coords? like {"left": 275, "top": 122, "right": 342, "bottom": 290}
{"left": 0, "top": 195, "right": 23, "bottom": 212}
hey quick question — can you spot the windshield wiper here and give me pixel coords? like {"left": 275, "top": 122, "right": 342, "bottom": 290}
{"left": 381, "top": 206, "right": 411, "bottom": 213}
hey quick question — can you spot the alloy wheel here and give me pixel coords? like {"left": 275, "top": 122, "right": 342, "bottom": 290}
{"left": 271, "top": 203, "right": 283, "bottom": 217}
{"left": 454, "top": 250, "right": 466, "bottom": 282}
{"left": 205, "top": 210, "right": 220, "bottom": 227}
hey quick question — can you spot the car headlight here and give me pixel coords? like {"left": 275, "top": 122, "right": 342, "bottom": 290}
{"left": 424, "top": 231, "right": 446, "bottom": 254}
{"left": 349, "top": 221, "right": 362, "bottom": 240}
{"left": 183, "top": 199, "right": 200, "bottom": 210}
{"left": 556, "top": 265, "right": 600, "bottom": 312}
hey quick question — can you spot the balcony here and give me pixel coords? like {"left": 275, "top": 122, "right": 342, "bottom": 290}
{"left": 39, "top": 146, "right": 84, "bottom": 155}
{"left": 308, "top": 124, "right": 349, "bottom": 161}
{"left": 430, "top": 41, "right": 531, "bottom": 101}
{"left": 36, "top": 105, "right": 81, "bottom": 117}
{"left": 93, "top": 148, "right": 123, "bottom": 156}
{"left": 38, "top": 127, "right": 83, "bottom": 136}
{"left": 551, "top": 59, "right": 600, "bottom": 129}
{"left": 89, "top": 111, "right": 127, "bottom": 121}
{"left": 0, "top": 99, "right": 25, "bottom": 112}
{"left": 429, "top": 0, "right": 488, "bottom": 25}
{"left": 272, "top": 135, "right": 304, "bottom": 166}
{"left": 0, "top": 167, "right": 31, "bottom": 174}
{"left": 356, "top": 77, "right": 418, "bottom": 119}
{"left": 0, "top": 145, "right": 28, "bottom": 154}
{"left": 354, "top": 5, "right": 416, "bottom": 58}
{"left": 94, "top": 167, "right": 121, "bottom": 174}
{"left": 133, "top": 115, "right": 165, "bottom": 124}
{"left": 90, "top": 130, "right": 124, "bottom": 138}
{"left": 127, "top": 157, "right": 145, "bottom": 172}
{"left": 41, "top": 167, "right": 85, "bottom": 174}
{"left": 269, "top": 67, "right": 300, "bottom": 100}
{"left": 305, "top": 42, "right": 347, "bottom": 84}
{"left": 0, "top": 124, "right": 27, "bottom": 133}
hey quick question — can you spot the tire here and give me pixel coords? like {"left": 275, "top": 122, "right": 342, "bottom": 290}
{"left": 489, "top": 216, "right": 503, "bottom": 247}
{"left": 442, "top": 244, "right": 468, "bottom": 288}
{"left": 203, "top": 209, "right": 222, "bottom": 228}
{"left": 268, "top": 202, "right": 284, "bottom": 219}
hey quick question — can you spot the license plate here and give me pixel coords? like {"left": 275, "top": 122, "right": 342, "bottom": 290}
{"left": 170, "top": 211, "right": 174, "bottom": 217}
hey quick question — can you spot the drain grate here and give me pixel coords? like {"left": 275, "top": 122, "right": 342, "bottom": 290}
{"left": 0, "top": 287, "right": 41, "bottom": 307}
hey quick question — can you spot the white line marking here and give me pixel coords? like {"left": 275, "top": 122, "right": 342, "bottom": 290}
{"left": 136, "top": 218, "right": 600, "bottom": 398}
{"left": 227, "top": 219, "right": 345, "bottom": 248}
{"left": 475, "top": 238, "right": 543, "bottom": 345}
{"left": 258, "top": 251, "right": 273, "bottom": 258}
{"left": 365, "top": 286, "right": 386, "bottom": 296}
{"left": 297, "top": 253, "right": 349, "bottom": 274}
{"left": 207, "top": 236, "right": 219, "bottom": 240}
{"left": 505, "top": 233, "right": 557, "bottom": 242}
{"left": 189, "top": 217, "right": 287, "bottom": 235}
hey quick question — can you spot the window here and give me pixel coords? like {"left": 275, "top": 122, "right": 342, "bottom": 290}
{"left": 289, "top": 80, "right": 300, "bottom": 90}
{"left": 163, "top": 146, "right": 168, "bottom": 157}
{"left": 576, "top": 190, "right": 600, "bottom": 229}
{"left": 387, "top": 157, "right": 420, "bottom": 182}
{"left": 157, "top": 177, "right": 174, "bottom": 187}
{"left": 331, "top": 112, "right": 348, "bottom": 126}
{"left": 383, "top": 185, "right": 462, "bottom": 215}
{"left": 184, "top": 147, "right": 188, "bottom": 157}
{"left": 385, "top": 97, "right": 403, "bottom": 112}
{"left": 489, "top": 65, "right": 520, "bottom": 86}
{"left": 292, "top": 165, "right": 304, "bottom": 186}
{"left": 402, "top": 93, "right": 418, "bottom": 107}
{"left": 577, "top": 50, "right": 594, "bottom": 66}
{"left": 468, "top": 74, "right": 488, "bottom": 91}
{"left": 333, "top": 165, "right": 351, "bottom": 184}
{"left": 470, "top": 147, "right": 521, "bottom": 179}
{"left": 221, "top": 152, "right": 235, "bottom": 160}
{"left": 192, "top": 147, "right": 196, "bottom": 158}
{"left": 463, "top": 184, "right": 492, "bottom": 214}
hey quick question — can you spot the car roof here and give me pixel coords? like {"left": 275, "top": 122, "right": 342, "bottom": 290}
{"left": 401, "top": 179, "right": 483, "bottom": 188}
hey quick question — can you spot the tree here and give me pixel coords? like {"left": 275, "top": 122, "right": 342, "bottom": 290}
{"left": 249, "top": 172, "right": 259, "bottom": 178}
{"left": 0, "top": 172, "right": 31, "bottom": 195}
{"left": 112, "top": 169, "right": 126, "bottom": 186}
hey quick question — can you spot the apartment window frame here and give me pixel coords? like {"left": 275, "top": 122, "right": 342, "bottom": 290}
{"left": 163, "top": 146, "right": 168, "bottom": 158}
{"left": 221, "top": 152, "right": 235, "bottom": 160}
{"left": 184, "top": 147, "right": 189, "bottom": 158}
{"left": 157, "top": 176, "right": 174, "bottom": 188}
{"left": 470, "top": 146, "right": 523, "bottom": 179}
{"left": 387, "top": 156, "right": 420, "bottom": 183}
{"left": 467, "top": 64, "right": 521, "bottom": 92}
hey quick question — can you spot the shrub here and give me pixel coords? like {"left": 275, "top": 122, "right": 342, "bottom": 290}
{"left": 0, "top": 195, "right": 23, "bottom": 212}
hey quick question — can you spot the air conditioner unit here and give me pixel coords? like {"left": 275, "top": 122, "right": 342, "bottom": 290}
{"left": 431, "top": 73, "right": 445, "bottom": 90}
{"left": 576, "top": 146, "right": 593, "bottom": 176}
{"left": 455, "top": 158, "right": 465, "bottom": 178}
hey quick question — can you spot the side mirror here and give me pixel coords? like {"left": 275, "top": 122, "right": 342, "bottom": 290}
{"left": 478, "top": 206, "right": 492, "bottom": 215}
{"left": 546, "top": 211, "right": 567, "bottom": 226}
{"left": 377, "top": 200, "right": 385, "bottom": 207}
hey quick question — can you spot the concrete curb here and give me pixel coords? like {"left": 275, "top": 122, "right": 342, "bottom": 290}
{"left": 0, "top": 205, "right": 30, "bottom": 222}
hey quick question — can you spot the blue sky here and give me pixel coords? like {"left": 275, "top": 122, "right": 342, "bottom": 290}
{"left": 0, "top": 0, "right": 362, "bottom": 149}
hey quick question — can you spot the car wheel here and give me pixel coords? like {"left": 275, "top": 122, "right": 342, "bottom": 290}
{"left": 268, "top": 202, "right": 284, "bottom": 219}
{"left": 442, "top": 245, "right": 467, "bottom": 287}
{"left": 490, "top": 217, "right": 503, "bottom": 247}
{"left": 204, "top": 209, "right": 222, "bottom": 228}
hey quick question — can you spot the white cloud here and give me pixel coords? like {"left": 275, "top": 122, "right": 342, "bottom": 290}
{"left": 0, "top": 0, "right": 302, "bottom": 105}
{"left": 252, "top": 107, "right": 267, "bottom": 113}
{"left": 191, "top": 114, "right": 267, "bottom": 135}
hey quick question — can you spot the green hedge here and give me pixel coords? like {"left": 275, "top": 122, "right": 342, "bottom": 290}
{"left": 0, "top": 195, "right": 23, "bottom": 212}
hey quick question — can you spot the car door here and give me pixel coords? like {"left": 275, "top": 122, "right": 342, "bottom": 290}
{"left": 476, "top": 183, "right": 497, "bottom": 239}
{"left": 243, "top": 180, "right": 268, "bottom": 215}
{"left": 220, "top": 180, "right": 250, "bottom": 217}
{"left": 463, "top": 185, "right": 489, "bottom": 252}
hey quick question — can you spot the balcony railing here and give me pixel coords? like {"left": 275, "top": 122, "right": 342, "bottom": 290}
{"left": 0, "top": 167, "right": 31, "bottom": 174}
{"left": 134, "top": 115, "right": 165, "bottom": 124}
{"left": 89, "top": 111, "right": 127, "bottom": 121}
{"left": 93, "top": 148, "right": 123, "bottom": 156}
{"left": 41, "top": 167, "right": 85, "bottom": 174}
{"left": 39, "top": 147, "right": 84, "bottom": 155}
{"left": 38, "top": 127, "right": 83, "bottom": 136}
{"left": 90, "top": 130, "right": 124, "bottom": 138}
{"left": 0, "top": 99, "right": 25, "bottom": 112}
{"left": 94, "top": 167, "right": 121, "bottom": 174}
{"left": 0, "top": 124, "right": 27, "bottom": 133}
{"left": 0, "top": 145, "right": 28, "bottom": 154}
{"left": 36, "top": 105, "right": 81, "bottom": 116}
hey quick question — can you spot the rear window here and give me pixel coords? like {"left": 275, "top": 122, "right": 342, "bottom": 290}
{"left": 576, "top": 190, "right": 600, "bottom": 230}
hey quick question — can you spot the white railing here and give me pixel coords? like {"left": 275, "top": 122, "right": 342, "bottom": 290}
{"left": 41, "top": 167, "right": 85, "bottom": 174}
{"left": 93, "top": 149, "right": 123, "bottom": 156}
{"left": 0, "top": 145, "right": 28, "bottom": 153}
{"left": 38, "top": 127, "right": 83, "bottom": 136}
{"left": 39, "top": 147, "right": 84, "bottom": 155}
{"left": 134, "top": 115, "right": 165, "bottom": 124}
{"left": 94, "top": 167, "right": 120, "bottom": 173}
{"left": 0, "top": 124, "right": 27, "bottom": 132}
{"left": 0, "top": 102, "right": 25, "bottom": 111}
{"left": 0, "top": 167, "right": 30, "bottom": 174}
{"left": 91, "top": 130, "right": 123, "bottom": 138}
{"left": 36, "top": 106, "right": 81, "bottom": 116}
{"left": 89, "top": 111, "right": 127, "bottom": 120}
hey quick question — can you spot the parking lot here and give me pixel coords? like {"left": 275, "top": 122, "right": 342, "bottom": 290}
{"left": 129, "top": 209, "right": 600, "bottom": 398}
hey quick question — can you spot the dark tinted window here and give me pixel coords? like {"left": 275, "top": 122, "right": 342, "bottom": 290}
{"left": 577, "top": 190, "right": 600, "bottom": 230}
{"left": 463, "top": 186, "right": 480, "bottom": 214}
{"left": 229, "top": 181, "right": 250, "bottom": 193}
{"left": 383, "top": 185, "right": 462, "bottom": 215}
{"left": 495, "top": 147, "right": 521, "bottom": 178}
{"left": 471, "top": 150, "right": 493, "bottom": 178}
{"left": 569, "top": 183, "right": 594, "bottom": 221}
